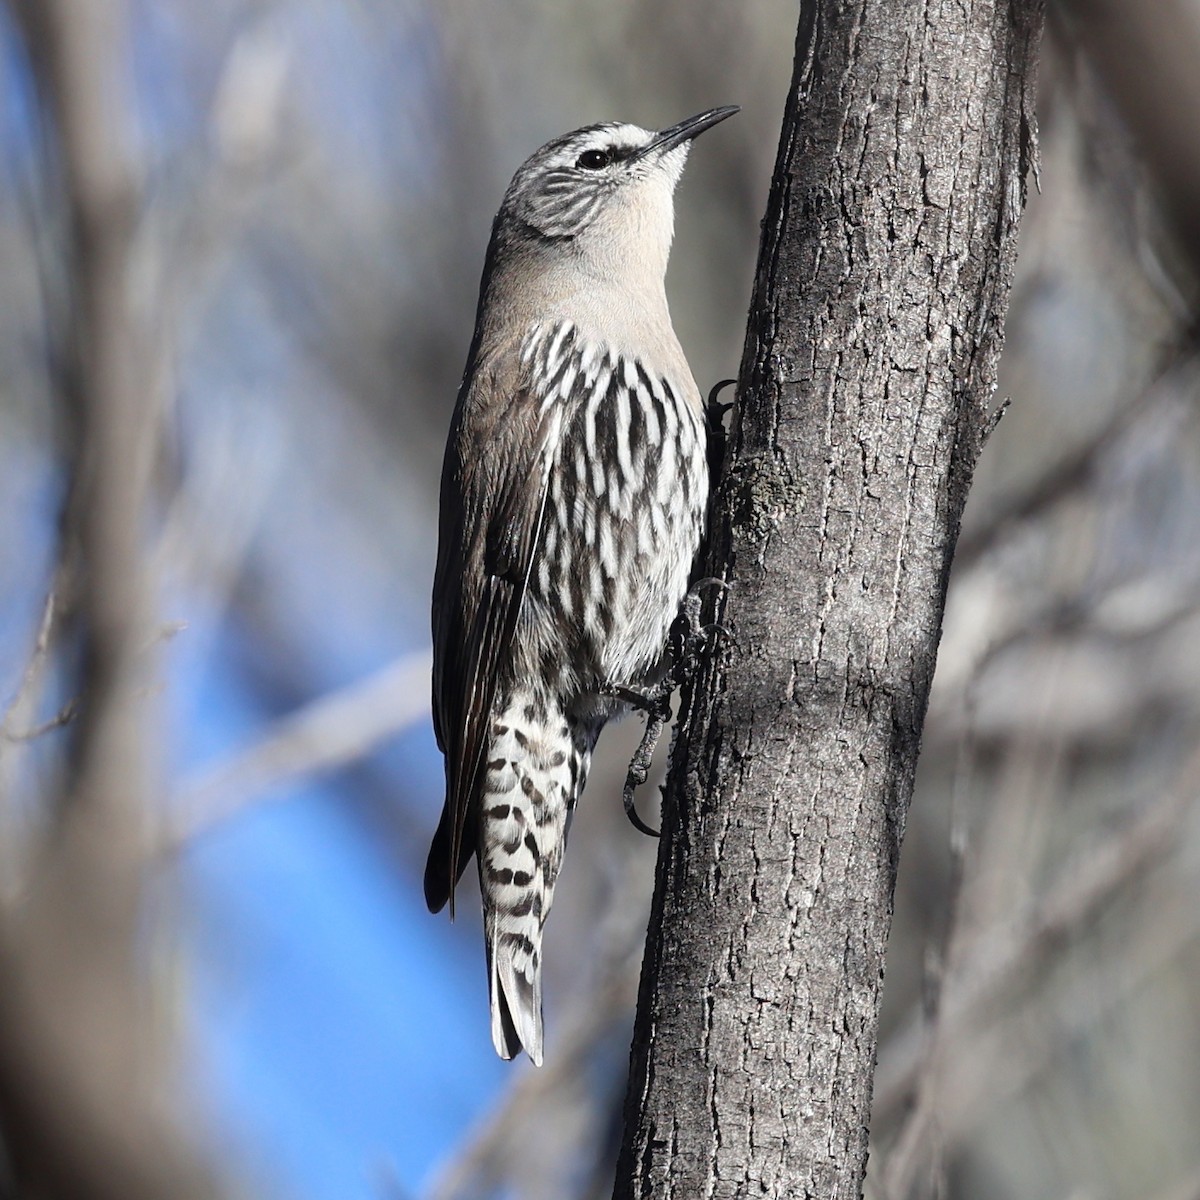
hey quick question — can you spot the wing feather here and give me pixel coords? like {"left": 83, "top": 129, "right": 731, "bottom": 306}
{"left": 425, "top": 346, "right": 562, "bottom": 915}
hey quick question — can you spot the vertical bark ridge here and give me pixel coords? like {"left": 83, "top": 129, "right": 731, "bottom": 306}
{"left": 615, "top": 2, "right": 1044, "bottom": 1197}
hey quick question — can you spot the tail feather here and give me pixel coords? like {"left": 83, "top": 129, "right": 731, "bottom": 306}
{"left": 424, "top": 791, "right": 478, "bottom": 915}
{"left": 477, "top": 692, "right": 595, "bottom": 1064}
{"left": 488, "top": 921, "right": 543, "bottom": 1064}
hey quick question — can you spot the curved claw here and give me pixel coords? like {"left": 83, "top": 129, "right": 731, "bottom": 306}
{"left": 623, "top": 782, "right": 661, "bottom": 838}
{"left": 601, "top": 681, "right": 650, "bottom": 709}
{"left": 706, "top": 378, "right": 737, "bottom": 411}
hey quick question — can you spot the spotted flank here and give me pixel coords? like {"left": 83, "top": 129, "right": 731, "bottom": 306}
{"left": 480, "top": 689, "right": 596, "bottom": 1064}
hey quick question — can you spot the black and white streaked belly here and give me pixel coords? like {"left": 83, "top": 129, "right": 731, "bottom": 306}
{"left": 515, "top": 320, "right": 707, "bottom": 700}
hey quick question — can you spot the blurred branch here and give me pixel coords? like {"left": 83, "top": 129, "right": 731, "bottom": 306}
{"left": 930, "top": 586, "right": 1200, "bottom": 757}
{"left": 3, "top": 701, "right": 78, "bottom": 744}
{"left": 867, "top": 878, "right": 1197, "bottom": 1199}
{"left": 879, "top": 697, "right": 975, "bottom": 1200}
{"left": 912, "top": 864, "right": 1200, "bottom": 1159}
{"left": 957, "top": 344, "right": 1194, "bottom": 568}
{"left": 0, "top": 585, "right": 61, "bottom": 898}
{"left": 0, "top": 1, "right": 218, "bottom": 1197}
{"left": 0, "top": 586, "right": 59, "bottom": 746}
{"left": 145, "top": 19, "right": 292, "bottom": 442}
{"left": 873, "top": 743, "right": 1199, "bottom": 1128}
{"left": 170, "top": 650, "right": 433, "bottom": 852}
{"left": 1153, "top": 1164, "right": 1200, "bottom": 1200}
{"left": 1061, "top": 0, "right": 1200, "bottom": 281}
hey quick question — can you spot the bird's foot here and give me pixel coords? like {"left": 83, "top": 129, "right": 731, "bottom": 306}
{"left": 602, "top": 579, "right": 730, "bottom": 838}
{"left": 599, "top": 679, "right": 672, "bottom": 837}
{"left": 705, "top": 380, "right": 735, "bottom": 478}
{"left": 706, "top": 379, "right": 736, "bottom": 432}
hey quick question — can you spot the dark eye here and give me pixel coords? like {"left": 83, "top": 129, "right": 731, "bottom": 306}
{"left": 576, "top": 149, "right": 611, "bottom": 170}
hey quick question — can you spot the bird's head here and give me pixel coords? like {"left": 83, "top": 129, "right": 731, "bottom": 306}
{"left": 494, "top": 106, "right": 738, "bottom": 284}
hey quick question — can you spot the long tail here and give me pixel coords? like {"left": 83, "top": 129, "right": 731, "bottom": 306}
{"left": 478, "top": 690, "right": 594, "bottom": 1065}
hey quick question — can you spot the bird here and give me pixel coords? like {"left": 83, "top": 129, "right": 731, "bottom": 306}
{"left": 424, "top": 106, "right": 738, "bottom": 1065}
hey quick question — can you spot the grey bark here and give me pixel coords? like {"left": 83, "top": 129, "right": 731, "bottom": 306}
{"left": 613, "top": 2, "right": 1044, "bottom": 1198}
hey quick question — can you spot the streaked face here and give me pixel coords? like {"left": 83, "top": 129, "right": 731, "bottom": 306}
{"left": 501, "top": 122, "right": 687, "bottom": 243}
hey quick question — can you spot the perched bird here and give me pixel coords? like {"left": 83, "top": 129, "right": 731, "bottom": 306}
{"left": 425, "top": 106, "right": 738, "bottom": 1065}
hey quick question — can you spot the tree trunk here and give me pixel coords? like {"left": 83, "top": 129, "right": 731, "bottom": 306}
{"left": 613, "top": 2, "right": 1044, "bottom": 1197}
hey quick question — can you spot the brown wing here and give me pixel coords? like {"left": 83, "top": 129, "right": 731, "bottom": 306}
{"left": 424, "top": 348, "right": 561, "bottom": 916}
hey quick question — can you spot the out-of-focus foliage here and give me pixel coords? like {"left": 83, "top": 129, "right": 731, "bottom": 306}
{"left": 1, "top": 2, "right": 1199, "bottom": 1199}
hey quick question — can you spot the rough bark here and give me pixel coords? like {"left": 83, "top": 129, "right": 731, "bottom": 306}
{"left": 613, "top": 2, "right": 1044, "bottom": 1198}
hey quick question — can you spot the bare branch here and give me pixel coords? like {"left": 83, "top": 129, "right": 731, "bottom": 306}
{"left": 956, "top": 348, "right": 1190, "bottom": 568}
{"left": 873, "top": 745, "right": 1198, "bottom": 1127}
{"left": 0, "top": 588, "right": 59, "bottom": 744}
{"left": 1151, "top": 1164, "right": 1200, "bottom": 1200}
{"left": 878, "top": 684, "right": 977, "bottom": 1200}
{"left": 170, "top": 651, "right": 433, "bottom": 852}
{"left": 897, "top": 867, "right": 1200, "bottom": 1158}
{"left": 1063, "top": 0, "right": 1200, "bottom": 275}
{"left": 3, "top": 700, "right": 78, "bottom": 745}
{"left": 0, "top": 1, "right": 218, "bottom": 1196}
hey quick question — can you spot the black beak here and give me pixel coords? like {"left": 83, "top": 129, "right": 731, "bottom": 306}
{"left": 635, "top": 105, "right": 740, "bottom": 160}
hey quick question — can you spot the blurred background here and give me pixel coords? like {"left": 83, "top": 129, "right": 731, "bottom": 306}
{"left": 1, "top": 2, "right": 1198, "bottom": 1199}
